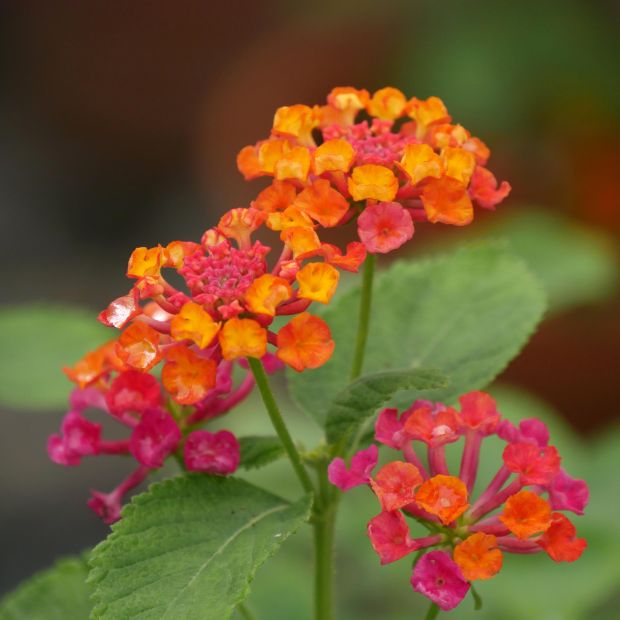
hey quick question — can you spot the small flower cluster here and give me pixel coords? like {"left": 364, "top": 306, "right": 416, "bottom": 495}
{"left": 328, "top": 391, "right": 588, "bottom": 611}
{"left": 50, "top": 205, "right": 362, "bottom": 522}
{"left": 238, "top": 87, "right": 510, "bottom": 254}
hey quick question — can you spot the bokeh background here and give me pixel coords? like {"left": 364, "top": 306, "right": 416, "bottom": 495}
{"left": 1, "top": 1, "right": 619, "bottom": 618}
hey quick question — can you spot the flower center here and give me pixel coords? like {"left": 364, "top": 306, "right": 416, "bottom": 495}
{"left": 179, "top": 242, "right": 268, "bottom": 318}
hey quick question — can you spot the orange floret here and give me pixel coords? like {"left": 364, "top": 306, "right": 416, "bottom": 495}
{"left": 441, "top": 147, "right": 476, "bottom": 186}
{"left": 406, "top": 96, "right": 451, "bottom": 138}
{"left": 127, "top": 246, "right": 166, "bottom": 279}
{"left": 245, "top": 274, "right": 292, "bottom": 316}
{"left": 276, "top": 312, "right": 334, "bottom": 371}
{"left": 63, "top": 341, "right": 121, "bottom": 388}
{"left": 326, "top": 86, "right": 370, "bottom": 124}
{"left": 272, "top": 104, "right": 318, "bottom": 146}
{"left": 428, "top": 123, "right": 470, "bottom": 150}
{"left": 237, "top": 144, "right": 262, "bottom": 180}
{"left": 201, "top": 228, "right": 227, "bottom": 249}
{"left": 280, "top": 226, "right": 322, "bottom": 257}
{"left": 348, "top": 164, "right": 399, "bottom": 202}
{"left": 161, "top": 344, "right": 217, "bottom": 405}
{"left": 165, "top": 241, "right": 201, "bottom": 269}
{"left": 266, "top": 206, "right": 314, "bottom": 232}
{"left": 218, "top": 207, "right": 266, "bottom": 248}
{"left": 257, "top": 139, "right": 290, "bottom": 174}
{"left": 421, "top": 176, "right": 473, "bottom": 226}
{"left": 293, "top": 179, "right": 350, "bottom": 227}
{"left": 499, "top": 490, "right": 552, "bottom": 540}
{"left": 219, "top": 317, "right": 267, "bottom": 360}
{"left": 258, "top": 139, "right": 311, "bottom": 182}
{"left": 398, "top": 143, "right": 443, "bottom": 185}
{"left": 538, "top": 513, "right": 587, "bottom": 562}
{"left": 414, "top": 475, "right": 469, "bottom": 525}
{"left": 275, "top": 145, "right": 312, "bottom": 182}
{"left": 367, "top": 87, "right": 407, "bottom": 120}
{"left": 116, "top": 322, "right": 162, "bottom": 371}
{"left": 370, "top": 461, "right": 423, "bottom": 511}
{"left": 313, "top": 138, "right": 356, "bottom": 175}
{"left": 296, "top": 262, "right": 340, "bottom": 304}
{"left": 170, "top": 301, "right": 221, "bottom": 349}
{"left": 464, "top": 136, "right": 491, "bottom": 166}
{"left": 454, "top": 533, "right": 503, "bottom": 580}
{"left": 251, "top": 180, "right": 298, "bottom": 213}
{"left": 320, "top": 241, "right": 367, "bottom": 272}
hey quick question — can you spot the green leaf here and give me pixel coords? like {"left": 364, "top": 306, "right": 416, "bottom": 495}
{"left": 325, "top": 368, "right": 447, "bottom": 447}
{"left": 288, "top": 242, "right": 546, "bottom": 424}
{"left": 89, "top": 475, "right": 312, "bottom": 620}
{"left": 238, "top": 436, "right": 285, "bottom": 469}
{"left": 0, "top": 305, "right": 111, "bottom": 411}
{"left": 484, "top": 209, "right": 619, "bottom": 312}
{"left": 0, "top": 555, "right": 91, "bottom": 620}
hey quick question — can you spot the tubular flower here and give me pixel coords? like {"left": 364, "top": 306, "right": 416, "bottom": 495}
{"left": 237, "top": 86, "right": 510, "bottom": 254}
{"left": 52, "top": 198, "right": 351, "bottom": 522}
{"left": 329, "top": 390, "right": 588, "bottom": 610}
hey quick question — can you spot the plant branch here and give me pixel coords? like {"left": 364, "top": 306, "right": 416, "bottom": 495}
{"left": 248, "top": 357, "right": 315, "bottom": 496}
{"left": 350, "top": 253, "right": 376, "bottom": 380}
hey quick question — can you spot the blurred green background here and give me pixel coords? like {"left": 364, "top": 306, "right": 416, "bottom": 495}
{"left": 0, "top": 0, "right": 619, "bottom": 617}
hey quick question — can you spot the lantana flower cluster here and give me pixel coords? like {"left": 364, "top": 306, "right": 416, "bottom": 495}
{"left": 238, "top": 86, "right": 510, "bottom": 254}
{"left": 49, "top": 205, "right": 363, "bottom": 522}
{"left": 328, "top": 391, "right": 588, "bottom": 611}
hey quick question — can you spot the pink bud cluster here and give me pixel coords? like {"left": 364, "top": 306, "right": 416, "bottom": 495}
{"left": 47, "top": 362, "right": 266, "bottom": 523}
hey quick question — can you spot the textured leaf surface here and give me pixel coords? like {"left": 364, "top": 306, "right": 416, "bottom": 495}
{"left": 89, "top": 475, "right": 311, "bottom": 620}
{"left": 239, "top": 436, "right": 285, "bottom": 469}
{"left": 289, "top": 243, "right": 546, "bottom": 423}
{"left": 325, "top": 368, "right": 447, "bottom": 447}
{"left": 0, "top": 305, "right": 110, "bottom": 411}
{"left": 0, "top": 555, "right": 91, "bottom": 620}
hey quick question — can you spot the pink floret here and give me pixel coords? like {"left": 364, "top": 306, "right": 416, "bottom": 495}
{"left": 129, "top": 408, "right": 181, "bottom": 468}
{"left": 184, "top": 430, "right": 240, "bottom": 474}
{"left": 328, "top": 444, "right": 378, "bottom": 491}
{"left": 411, "top": 550, "right": 470, "bottom": 611}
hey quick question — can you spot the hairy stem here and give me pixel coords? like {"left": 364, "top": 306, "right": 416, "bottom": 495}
{"left": 248, "top": 357, "right": 315, "bottom": 496}
{"left": 349, "top": 253, "right": 376, "bottom": 381}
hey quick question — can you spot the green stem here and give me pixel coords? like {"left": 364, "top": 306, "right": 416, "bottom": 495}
{"left": 349, "top": 253, "right": 376, "bottom": 381}
{"left": 248, "top": 357, "right": 315, "bottom": 496}
{"left": 237, "top": 602, "right": 256, "bottom": 620}
{"left": 425, "top": 602, "right": 440, "bottom": 620}
{"left": 314, "top": 467, "right": 337, "bottom": 620}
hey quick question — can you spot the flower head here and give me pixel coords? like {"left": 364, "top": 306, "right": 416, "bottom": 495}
{"left": 238, "top": 86, "right": 510, "bottom": 254}
{"left": 329, "top": 390, "right": 588, "bottom": 610}
{"left": 53, "top": 184, "right": 355, "bottom": 522}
